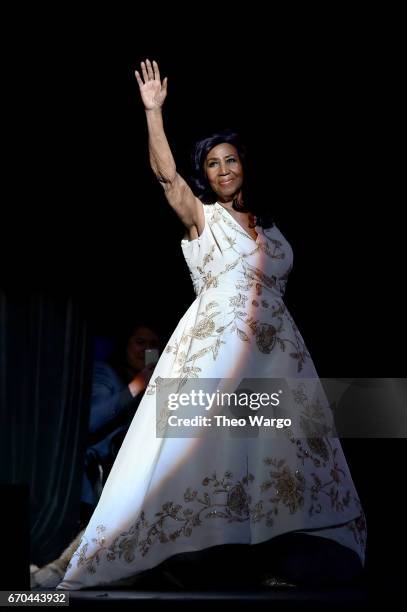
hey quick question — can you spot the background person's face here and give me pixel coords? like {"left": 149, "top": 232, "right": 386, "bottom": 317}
{"left": 126, "top": 326, "right": 160, "bottom": 372}
{"left": 205, "top": 143, "right": 244, "bottom": 202}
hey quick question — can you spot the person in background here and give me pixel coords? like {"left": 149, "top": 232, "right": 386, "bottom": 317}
{"left": 80, "top": 320, "right": 161, "bottom": 523}
{"left": 30, "top": 319, "right": 162, "bottom": 589}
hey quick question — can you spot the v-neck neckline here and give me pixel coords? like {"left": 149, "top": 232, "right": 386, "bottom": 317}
{"left": 215, "top": 202, "right": 260, "bottom": 244}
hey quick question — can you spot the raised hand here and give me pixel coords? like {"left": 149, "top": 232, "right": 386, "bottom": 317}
{"left": 135, "top": 59, "right": 168, "bottom": 111}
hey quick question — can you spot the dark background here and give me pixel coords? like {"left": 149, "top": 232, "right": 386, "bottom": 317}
{"left": 1, "top": 8, "right": 405, "bottom": 594}
{"left": 5, "top": 12, "right": 404, "bottom": 376}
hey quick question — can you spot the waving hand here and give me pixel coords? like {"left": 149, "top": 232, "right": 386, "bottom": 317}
{"left": 135, "top": 59, "right": 168, "bottom": 110}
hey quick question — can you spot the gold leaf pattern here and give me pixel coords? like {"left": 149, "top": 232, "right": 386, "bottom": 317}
{"left": 64, "top": 203, "right": 366, "bottom": 582}
{"left": 71, "top": 447, "right": 365, "bottom": 574}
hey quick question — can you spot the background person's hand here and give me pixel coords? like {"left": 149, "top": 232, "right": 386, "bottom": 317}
{"left": 139, "top": 362, "right": 156, "bottom": 385}
{"left": 135, "top": 59, "right": 167, "bottom": 110}
{"left": 128, "top": 363, "right": 156, "bottom": 397}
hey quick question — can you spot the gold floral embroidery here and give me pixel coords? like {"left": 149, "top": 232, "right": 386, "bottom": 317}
{"left": 276, "top": 264, "right": 292, "bottom": 296}
{"left": 229, "top": 293, "right": 248, "bottom": 309}
{"left": 151, "top": 209, "right": 307, "bottom": 385}
{"left": 261, "top": 237, "right": 286, "bottom": 261}
{"left": 69, "top": 470, "right": 253, "bottom": 572}
{"left": 65, "top": 211, "right": 365, "bottom": 579}
{"left": 202, "top": 245, "right": 215, "bottom": 267}
{"left": 70, "top": 458, "right": 363, "bottom": 575}
{"left": 160, "top": 302, "right": 225, "bottom": 381}
{"left": 288, "top": 381, "right": 337, "bottom": 463}
{"left": 189, "top": 315, "right": 217, "bottom": 340}
{"left": 216, "top": 205, "right": 259, "bottom": 244}
{"left": 224, "top": 236, "right": 237, "bottom": 249}
{"left": 347, "top": 512, "right": 367, "bottom": 549}
{"left": 260, "top": 460, "right": 306, "bottom": 516}
{"left": 244, "top": 263, "right": 277, "bottom": 291}
{"left": 256, "top": 324, "right": 278, "bottom": 353}
{"left": 257, "top": 447, "right": 357, "bottom": 522}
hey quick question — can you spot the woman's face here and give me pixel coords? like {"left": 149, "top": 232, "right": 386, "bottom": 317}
{"left": 205, "top": 143, "right": 244, "bottom": 203}
{"left": 126, "top": 326, "right": 160, "bottom": 372}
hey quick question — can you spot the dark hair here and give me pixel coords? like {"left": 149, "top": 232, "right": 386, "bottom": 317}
{"left": 107, "top": 318, "right": 162, "bottom": 382}
{"left": 190, "top": 129, "right": 274, "bottom": 229}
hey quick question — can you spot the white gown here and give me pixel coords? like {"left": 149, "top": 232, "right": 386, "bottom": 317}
{"left": 57, "top": 202, "right": 367, "bottom": 590}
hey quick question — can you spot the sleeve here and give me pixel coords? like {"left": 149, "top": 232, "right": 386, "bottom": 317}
{"left": 88, "top": 362, "right": 140, "bottom": 436}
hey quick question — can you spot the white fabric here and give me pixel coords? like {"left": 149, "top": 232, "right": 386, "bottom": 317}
{"left": 57, "top": 202, "right": 366, "bottom": 590}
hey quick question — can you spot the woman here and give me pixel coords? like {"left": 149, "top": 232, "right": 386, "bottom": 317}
{"left": 57, "top": 60, "right": 366, "bottom": 590}
{"left": 81, "top": 321, "right": 161, "bottom": 515}
{"left": 31, "top": 321, "right": 160, "bottom": 590}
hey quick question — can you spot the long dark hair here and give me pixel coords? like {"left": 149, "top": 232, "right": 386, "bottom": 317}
{"left": 190, "top": 129, "right": 275, "bottom": 229}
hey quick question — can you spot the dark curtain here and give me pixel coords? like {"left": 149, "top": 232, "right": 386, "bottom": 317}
{"left": 0, "top": 290, "right": 94, "bottom": 566}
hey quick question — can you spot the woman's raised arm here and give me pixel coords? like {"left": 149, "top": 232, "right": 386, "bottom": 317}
{"left": 135, "top": 59, "right": 204, "bottom": 236}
